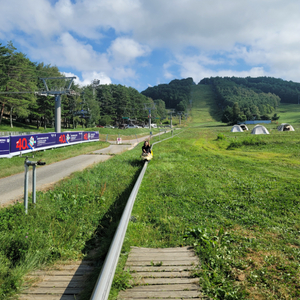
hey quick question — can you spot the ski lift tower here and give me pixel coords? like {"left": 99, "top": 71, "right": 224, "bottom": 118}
{"left": 38, "top": 77, "right": 77, "bottom": 133}
{"left": 92, "top": 79, "right": 100, "bottom": 97}
{"left": 169, "top": 109, "right": 175, "bottom": 129}
{"left": 144, "top": 103, "right": 156, "bottom": 128}
{"left": 177, "top": 111, "right": 184, "bottom": 125}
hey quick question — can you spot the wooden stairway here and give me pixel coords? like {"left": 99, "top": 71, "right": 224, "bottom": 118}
{"left": 118, "top": 246, "right": 209, "bottom": 299}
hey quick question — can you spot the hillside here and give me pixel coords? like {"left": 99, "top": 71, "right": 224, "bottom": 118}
{"left": 190, "top": 85, "right": 223, "bottom": 126}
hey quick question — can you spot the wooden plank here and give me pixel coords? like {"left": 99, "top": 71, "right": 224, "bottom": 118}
{"left": 46, "top": 265, "right": 94, "bottom": 271}
{"left": 21, "top": 287, "right": 82, "bottom": 294}
{"left": 126, "top": 265, "right": 196, "bottom": 272}
{"left": 118, "top": 298, "right": 207, "bottom": 300}
{"left": 127, "top": 253, "right": 197, "bottom": 260}
{"left": 30, "top": 270, "right": 92, "bottom": 276}
{"left": 31, "top": 280, "right": 84, "bottom": 288}
{"left": 26, "top": 275, "right": 83, "bottom": 282}
{"left": 19, "top": 295, "right": 77, "bottom": 300}
{"left": 118, "top": 290, "right": 201, "bottom": 298}
{"left": 131, "top": 271, "right": 191, "bottom": 278}
{"left": 129, "top": 246, "right": 194, "bottom": 252}
{"left": 133, "top": 277, "right": 199, "bottom": 285}
{"left": 127, "top": 284, "right": 199, "bottom": 291}
{"left": 30, "top": 265, "right": 93, "bottom": 275}
{"left": 126, "top": 260, "right": 198, "bottom": 266}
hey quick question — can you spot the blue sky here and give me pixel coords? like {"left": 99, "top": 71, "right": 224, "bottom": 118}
{"left": 1, "top": 0, "right": 300, "bottom": 92}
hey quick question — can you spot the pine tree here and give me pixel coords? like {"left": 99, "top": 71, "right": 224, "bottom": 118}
{"left": 0, "top": 42, "right": 37, "bottom": 127}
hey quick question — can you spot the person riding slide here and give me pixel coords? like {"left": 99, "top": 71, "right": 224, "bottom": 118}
{"left": 142, "top": 140, "right": 151, "bottom": 156}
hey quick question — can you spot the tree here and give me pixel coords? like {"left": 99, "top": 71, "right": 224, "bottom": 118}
{"left": 232, "top": 102, "right": 240, "bottom": 122}
{"left": 271, "top": 113, "right": 280, "bottom": 121}
{"left": 0, "top": 42, "right": 37, "bottom": 127}
{"left": 31, "top": 63, "right": 62, "bottom": 129}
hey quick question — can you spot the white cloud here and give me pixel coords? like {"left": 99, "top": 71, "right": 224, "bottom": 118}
{"left": 2, "top": 0, "right": 300, "bottom": 88}
{"left": 108, "top": 37, "right": 151, "bottom": 64}
{"left": 63, "top": 71, "right": 112, "bottom": 87}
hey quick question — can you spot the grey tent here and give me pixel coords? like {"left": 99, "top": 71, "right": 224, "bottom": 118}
{"left": 251, "top": 125, "right": 269, "bottom": 135}
{"left": 277, "top": 123, "right": 295, "bottom": 131}
{"left": 239, "top": 124, "right": 249, "bottom": 131}
{"left": 231, "top": 125, "right": 244, "bottom": 132}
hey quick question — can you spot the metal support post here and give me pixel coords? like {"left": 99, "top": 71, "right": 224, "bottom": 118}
{"left": 23, "top": 157, "right": 46, "bottom": 214}
{"left": 32, "top": 164, "right": 36, "bottom": 205}
{"left": 55, "top": 95, "right": 61, "bottom": 133}
{"left": 106, "top": 134, "right": 108, "bottom": 142}
{"left": 24, "top": 163, "right": 29, "bottom": 214}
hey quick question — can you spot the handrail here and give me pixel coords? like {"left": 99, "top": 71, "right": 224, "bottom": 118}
{"left": 90, "top": 130, "right": 182, "bottom": 300}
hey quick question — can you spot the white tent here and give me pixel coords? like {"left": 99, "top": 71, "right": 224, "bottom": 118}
{"left": 277, "top": 123, "right": 295, "bottom": 131}
{"left": 251, "top": 125, "right": 269, "bottom": 135}
{"left": 231, "top": 125, "right": 244, "bottom": 132}
{"left": 239, "top": 124, "right": 249, "bottom": 131}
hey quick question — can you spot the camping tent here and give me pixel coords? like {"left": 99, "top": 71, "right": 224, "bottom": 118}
{"left": 231, "top": 125, "right": 244, "bottom": 132}
{"left": 251, "top": 125, "right": 269, "bottom": 135}
{"left": 277, "top": 123, "right": 295, "bottom": 131}
{"left": 239, "top": 124, "right": 249, "bottom": 131}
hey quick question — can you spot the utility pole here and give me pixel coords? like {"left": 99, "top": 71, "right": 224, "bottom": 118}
{"left": 38, "top": 77, "right": 77, "bottom": 133}
{"left": 92, "top": 79, "right": 100, "bottom": 97}
{"left": 169, "top": 110, "right": 175, "bottom": 129}
{"left": 177, "top": 111, "right": 183, "bottom": 125}
{"left": 144, "top": 103, "right": 155, "bottom": 129}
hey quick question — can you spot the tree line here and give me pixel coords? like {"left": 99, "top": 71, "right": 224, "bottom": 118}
{"left": 200, "top": 77, "right": 284, "bottom": 124}
{"left": 141, "top": 77, "right": 195, "bottom": 112}
{"left": 0, "top": 42, "right": 167, "bottom": 129}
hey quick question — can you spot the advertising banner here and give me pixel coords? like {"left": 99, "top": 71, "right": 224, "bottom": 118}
{"left": 0, "top": 136, "right": 10, "bottom": 156}
{"left": 68, "top": 132, "right": 83, "bottom": 143}
{"left": 10, "top": 134, "right": 38, "bottom": 153}
{"left": 35, "top": 133, "right": 57, "bottom": 149}
{"left": 7, "top": 131, "right": 99, "bottom": 157}
{"left": 89, "top": 131, "right": 99, "bottom": 140}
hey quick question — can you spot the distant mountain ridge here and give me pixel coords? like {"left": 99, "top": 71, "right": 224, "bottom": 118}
{"left": 200, "top": 76, "right": 300, "bottom": 104}
{"left": 142, "top": 76, "right": 300, "bottom": 124}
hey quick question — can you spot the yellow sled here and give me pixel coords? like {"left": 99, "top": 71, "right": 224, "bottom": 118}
{"left": 141, "top": 150, "right": 153, "bottom": 161}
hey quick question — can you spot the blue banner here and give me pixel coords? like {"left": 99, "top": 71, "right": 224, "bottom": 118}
{"left": 0, "top": 136, "right": 10, "bottom": 156}
{"left": 36, "top": 133, "right": 57, "bottom": 149}
{"left": 7, "top": 131, "right": 99, "bottom": 157}
{"left": 10, "top": 134, "right": 37, "bottom": 153}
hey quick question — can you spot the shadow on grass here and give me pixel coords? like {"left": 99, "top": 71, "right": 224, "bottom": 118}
{"left": 78, "top": 164, "right": 143, "bottom": 299}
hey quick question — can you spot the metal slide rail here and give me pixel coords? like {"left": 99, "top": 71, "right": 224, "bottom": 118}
{"left": 90, "top": 130, "right": 183, "bottom": 300}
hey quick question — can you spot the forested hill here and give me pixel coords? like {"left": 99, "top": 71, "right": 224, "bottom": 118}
{"left": 200, "top": 76, "right": 300, "bottom": 104}
{"left": 141, "top": 78, "right": 195, "bottom": 111}
{"left": 199, "top": 76, "right": 300, "bottom": 124}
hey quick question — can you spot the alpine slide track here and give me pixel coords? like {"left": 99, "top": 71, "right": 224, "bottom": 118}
{"left": 18, "top": 132, "right": 209, "bottom": 300}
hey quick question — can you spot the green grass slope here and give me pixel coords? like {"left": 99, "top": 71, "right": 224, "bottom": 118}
{"left": 276, "top": 103, "right": 300, "bottom": 124}
{"left": 190, "top": 84, "right": 223, "bottom": 126}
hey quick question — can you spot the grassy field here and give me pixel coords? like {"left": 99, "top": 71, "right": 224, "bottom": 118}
{"left": 1, "top": 89, "right": 300, "bottom": 299}
{"left": 112, "top": 94, "right": 300, "bottom": 299}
